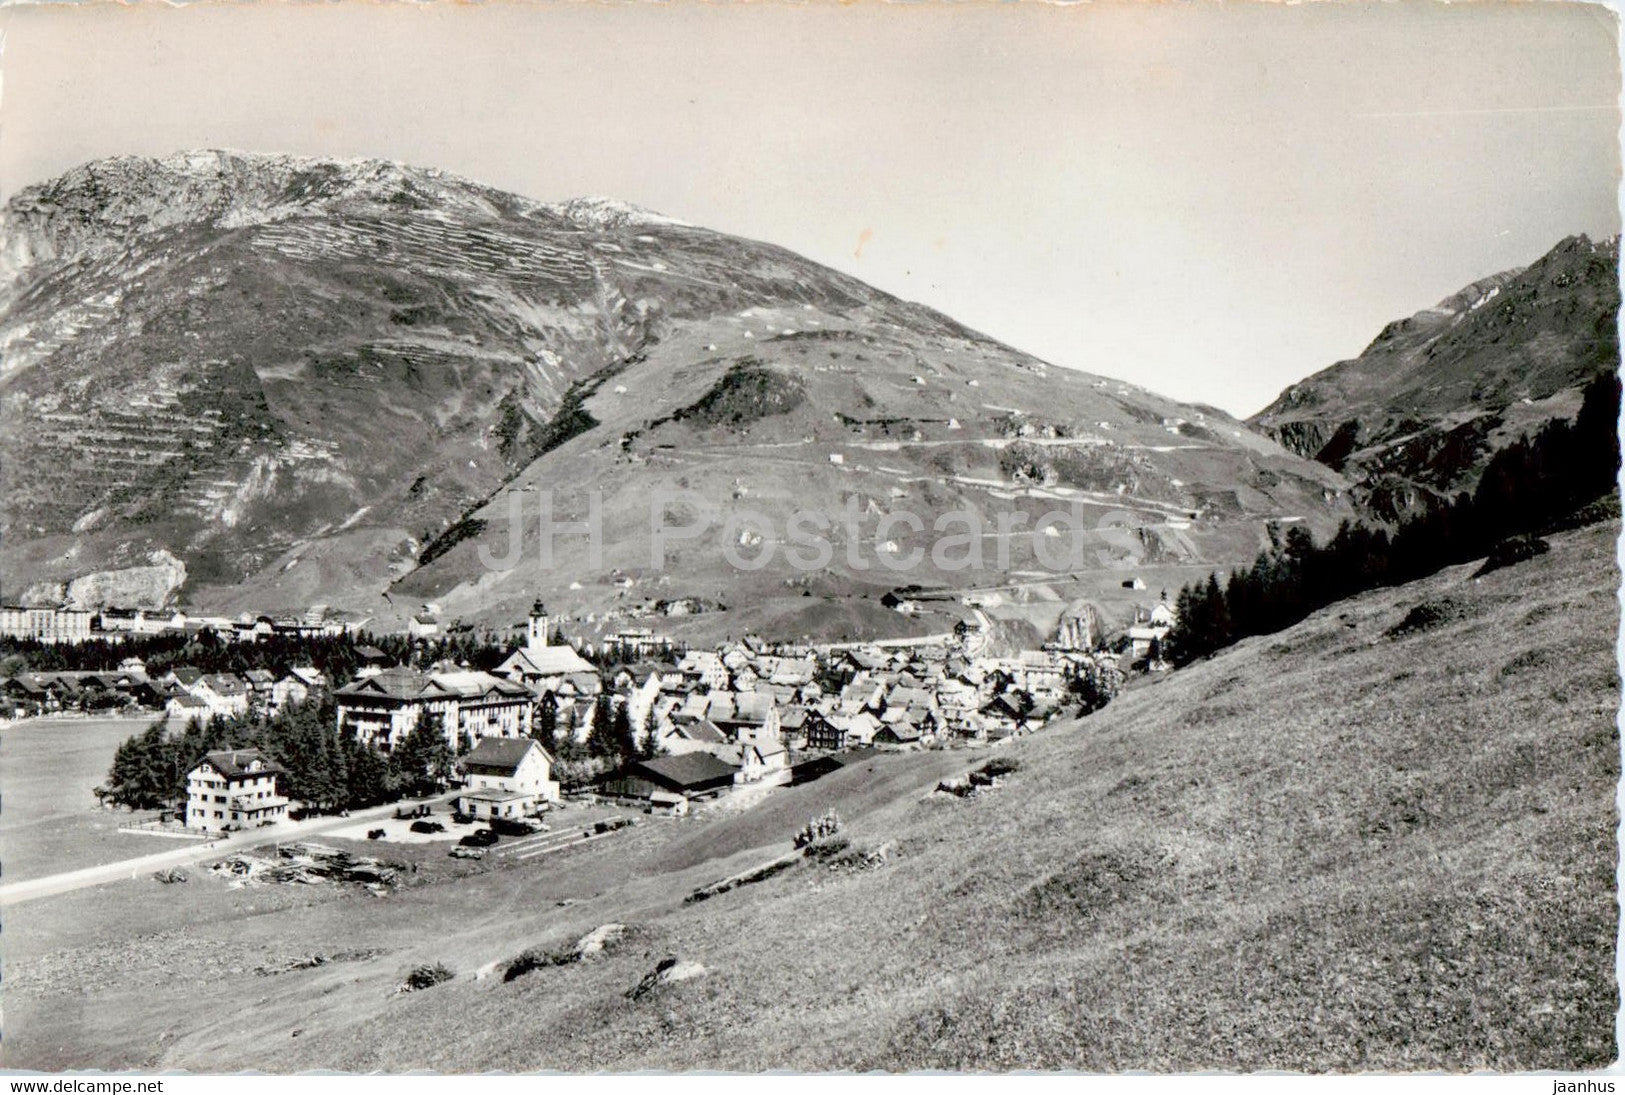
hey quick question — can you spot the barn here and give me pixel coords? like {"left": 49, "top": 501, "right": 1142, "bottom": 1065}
{"left": 601, "top": 752, "right": 738, "bottom": 801}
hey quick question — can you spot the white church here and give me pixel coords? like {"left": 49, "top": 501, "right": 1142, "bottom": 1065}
{"left": 494, "top": 600, "right": 596, "bottom": 690}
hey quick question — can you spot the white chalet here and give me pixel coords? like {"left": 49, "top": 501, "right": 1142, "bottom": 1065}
{"left": 454, "top": 737, "right": 559, "bottom": 821}
{"left": 186, "top": 749, "right": 289, "bottom": 833}
{"left": 1127, "top": 597, "right": 1178, "bottom": 659}
{"left": 269, "top": 667, "right": 327, "bottom": 714}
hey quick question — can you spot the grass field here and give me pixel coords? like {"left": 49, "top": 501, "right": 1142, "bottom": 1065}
{"left": 0, "top": 715, "right": 189, "bottom": 882}
{"left": 3, "top": 521, "right": 1618, "bottom": 1070}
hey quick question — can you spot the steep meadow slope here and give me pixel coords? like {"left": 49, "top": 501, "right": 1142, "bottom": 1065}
{"left": 7, "top": 521, "right": 1615, "bottom": 1071}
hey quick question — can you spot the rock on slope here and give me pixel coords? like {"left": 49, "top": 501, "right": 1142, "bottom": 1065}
{"left": 1250, "top": 235, "right": 1620, "bottom": 520}
{"left": 1, "top": 150, "right": 1351, "bottom": 634}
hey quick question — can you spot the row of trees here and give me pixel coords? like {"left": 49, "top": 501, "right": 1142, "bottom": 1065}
{"left": 534, "top": 692, "right": 666, "bottom": 790}
{"left": 3, "top": 628, "right": 515, "bottom": 685}
{"left": 97, "top": 696, "right": 456, "bottom": 812}
{"left": 1071, "top": 656, "right": 1126, "bottom": 715}
{"left": 531, "top": 692, "right": 662, "bottom": 762}
{"left": 1168, "top": 373, "right": 1621, "bottom": 663}
{"left": 102, "top": 686, "right": 675, "bottom": 812}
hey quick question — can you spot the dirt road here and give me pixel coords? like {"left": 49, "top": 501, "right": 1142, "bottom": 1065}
{"left": 0, "top": 795, "right": 451, "bottom": 907}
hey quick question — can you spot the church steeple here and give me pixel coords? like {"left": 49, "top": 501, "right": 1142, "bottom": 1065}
{"left": 527, "top": 600, "right": 550, "bottom": 653}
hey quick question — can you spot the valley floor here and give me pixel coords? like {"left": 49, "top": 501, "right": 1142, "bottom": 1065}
{"left": 0, "top": 715, "right": 184, "bottom": 882}
{"left": 4, "top": 521, "right": 1619, "bottom": 1071}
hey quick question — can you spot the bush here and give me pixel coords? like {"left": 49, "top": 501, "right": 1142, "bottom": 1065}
{"left": 401, "top": 963, "right": 454, "bottom": 992}
{"left": 800, "top": 833, "right": 852, "bottom": 862}
{"left": 1474, "top": 534, "right": 1550, "bottom": 577}
{"left": 669, "top": 360, "right": 806, "bottom": 429}
{"left": 504, "top": 946, "right": 576, "bottom": 982}
{"left": 1386, "top": 598, "right": 1469, "bottom": 638}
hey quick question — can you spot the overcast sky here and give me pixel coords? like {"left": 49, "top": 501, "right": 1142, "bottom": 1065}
{"left": 1, "top": 1, "right": 1618, "bottom": 415}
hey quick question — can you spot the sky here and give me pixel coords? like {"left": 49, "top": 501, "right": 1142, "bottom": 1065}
{"left": 0, "top": 1, "right": 1619, "bottom": 416}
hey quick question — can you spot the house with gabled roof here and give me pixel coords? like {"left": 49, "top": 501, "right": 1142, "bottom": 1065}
{"left": 711, "top": 692, "right": 780, "bottom": 744}
{"left": 980, "top": 691, "right": 1042, "bottom": 737}
{"left": 803, "top": 710, "right": 848, "bottom": 752}
{"left": 837, "top": 675, "right": 884, "bottom": 716}
{"left": 674, "top": 690, "right": 713, "bottom": 722}
{"left": 194, "top": 673, "right": 252, "bottom": 717}
{"left": 496, "top": 643, "right": 596, "bottom": 685}
{"left": 166, "top": 693, "right": 211, "bottom": 721}
{"left": 769, "top": 658, "right": 817, "bottom": 687}
{"left": 677, "top": 650, "right": 728, "bottom": 690}
{"left": 838, "top": 711, "right": 882, "bottom": 746}
{"left": 494, "top": 600, "right": 596, "bottom": 691}
{"left": 243, "top": 668, "right": 276, "bottom": 691}
{"left": 186, "top": 749, "right": 289, "bottom": 833}
{"left": 4, "top": 672, "right": 61, "bottom": 712}
{"left": 608, "top": 752, "right": 739, "bottom": 800}
{"left": 163, "top": 666, "right": 205, "bottom": 690}
{"left": 269, "top": 666, "right": 326, "bottom": 715}
{"left": 611, "top": 664, "right": 665, "bottom": 734}
{"left": 354, "top": 645, "right": 392, "bottom": 673}
{"left": 1127, "top": 597, "right": 1178, "bottom": 660}
{"left": 454, "top": 737, "right": 558, "bottom": 820}
{"left": 883, "top": 684, "right": 937, "bottom": 716}
{"left": 777, "top": 704, "right": 810, "bottom": 745}
{"left": 656, "top": 716, "right": 731, "bottom": 758}
{"left": 873, "top": 720, "right": 925, "bottom": 748}
{"left": 762, "top": 683, "right": 799, "bottom": 707}
{"left": 723, "top": 737, "right": 791, "bottom": 785}
{"left": 842, "top": 647, "right": 889, "bottom": 675}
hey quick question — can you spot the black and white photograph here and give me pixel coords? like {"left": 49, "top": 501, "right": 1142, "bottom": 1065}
{"left": 0, "top": 0, "right": 1620, "bottom": 1078}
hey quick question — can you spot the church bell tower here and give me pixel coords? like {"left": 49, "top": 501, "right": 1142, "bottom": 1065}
{"left": 527, "top": 600, "right": 550, "bottom": 653}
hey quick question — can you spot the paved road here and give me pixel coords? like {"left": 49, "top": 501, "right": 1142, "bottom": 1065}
{"left": 0, "top": 795, "right": 453, "bottom": 907}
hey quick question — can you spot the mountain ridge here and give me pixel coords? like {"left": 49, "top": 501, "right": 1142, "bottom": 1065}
{"left": 1250, "top": 234, "right": 1620, "bottom": 519}
{"left": 1, "top": 150, "right": 1352, "bottom": 641}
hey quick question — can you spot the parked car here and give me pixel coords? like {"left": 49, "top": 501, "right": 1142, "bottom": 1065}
{"left": 448, "top": 846, "right": 485, "bottom": 860}
{"left": 458, "top": 828, "right": 499, "bottom": 847}
{"left": 409, "top": 819, "right": 445, "bottom": 834}
{"left": 491, "top": 817, "right": 543, "bottom": 837}
{"left": 367, "top": 828, "right": 386, "bottom": 840}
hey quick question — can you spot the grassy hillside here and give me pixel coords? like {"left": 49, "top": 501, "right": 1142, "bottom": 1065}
{"left": 5, "top": 521, "right": 1616, "bottom": 1070}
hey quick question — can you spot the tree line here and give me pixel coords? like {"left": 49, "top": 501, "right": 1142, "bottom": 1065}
{"left": 1168, "top": 373, "right": 1621, "bottom": 663}
{"left": 535, "top": 691, "right": 665, "bottom": 791}
{"left": 3, "top": 628, "right": 516, "bottom": 684}
{"left": 100, "top": 686, "right": 672, "bottom": 812}
{"left": 98, "top": 695, "right": 456, "bottom": 813}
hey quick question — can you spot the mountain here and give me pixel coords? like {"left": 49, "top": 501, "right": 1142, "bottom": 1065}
{"left": 1250, "top": 235, "right": 1620, "bottom": 520}
{"left": 0, "top": 150, "right": 1353, "bottom": 639}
